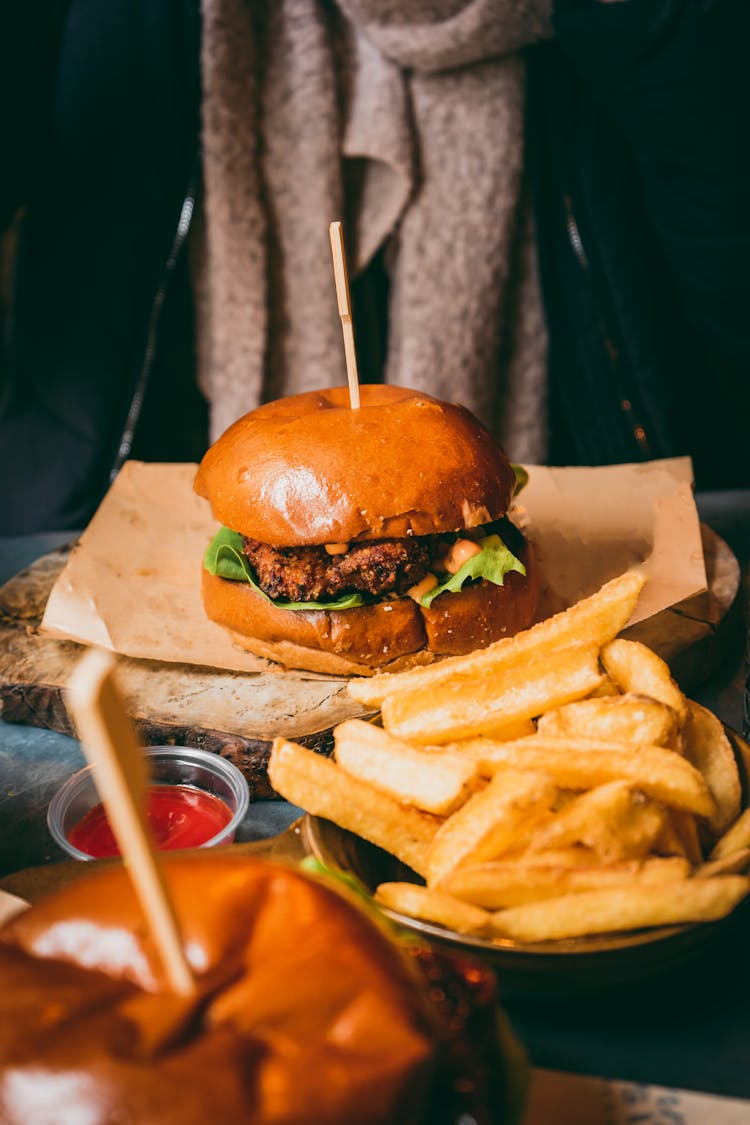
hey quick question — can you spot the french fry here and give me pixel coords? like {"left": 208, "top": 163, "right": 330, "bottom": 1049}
{"left": 475, "top": 717, "right": 536, "bottom": 742}
{"left": 590, "top": 678, "right": 620, "bottom": 698}
{"left": 348, "top": 570, "right": 644, "bottom": 708}
{"left": 443, "top": 856, "right": 691, "bottom": 909}
{"left": 269, "top": 568, "right": 750, "bottom": 946}
{"left": 729, "top": 730, "right": 750, "bottom": 786}
{"left": 536, "top": 694, "right": 678, "bottom": 747}
{"left": 683, "top": 701, "right": 742, "bottom": 835}
{"left": 458, "top": 736, "right": 716, "bottom": 818}
{"left": 490, "top": 876, "right": 750, "bottom": 942}
{"left": 375, "top": 882, "right": 491, "bottom": 936}
{"left": 526, "top": 781, "right": 666, "bottom": 862}
{"left": 600, "top": 638, "right": 687, "bottom": 724}
{"left": 382, "top": 646, "right": 604, "bottom": 745}
{"left": 333, "top": 720, "right": 479, "bottom": 816}
{"left": 425, "top": 770, "right": 557, "bottom": 886}
{"left": 653, "top": 811, "right": 691, "bottom": 861}
{"left": 653, "top": 809, "right": 703, "bottom": 864}
{"left": 697, "top": 849, "right": 750, "bottom": 878}
{"left": 710, "top": 808, "right": 750, "bottom": 862}
{"left": 668, "top": 810, "right": 703, "bottom": 865}
{"left": 268, "top": 738, "right": 440, "bottom": 877}
{"left": 504, "top": 846, "right": 601, "bottom": 867}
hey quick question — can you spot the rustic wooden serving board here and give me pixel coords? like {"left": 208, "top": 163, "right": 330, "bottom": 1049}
{"left": 0, "top": 525, "right": 740, "bottom": 798}
{"left": 0, "top": 547, "right": 370, "bottom": 798}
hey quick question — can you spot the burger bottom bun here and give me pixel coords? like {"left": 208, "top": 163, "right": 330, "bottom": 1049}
{"left": 201, "top": 537, "right": 538, "bottom": 676}
{"left": 227, "top": 631, "right": 440, "bottom": 677}
{"left": 421, "top": 542, "right": 539, "bottom": 655}
{"left": 0, "top": 856, "right": 435, "bottom": 1125}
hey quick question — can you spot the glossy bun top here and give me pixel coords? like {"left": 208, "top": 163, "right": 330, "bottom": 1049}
{"left": 194, "top": 385, "right": 515, "bottom": 544}
{"left": 0, "top": 856, "right": 434, "bottom": 1125}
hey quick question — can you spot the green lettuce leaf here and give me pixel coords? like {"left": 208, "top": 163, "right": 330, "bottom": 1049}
{"left": 420, "top": 533, "right": 526, "bottom": 608}
{"left": 204, "top": 525, "right": 525, "bottom": 615}
{"left": 299, "top": 857, "right": 417, "bottom": 942}
{"left": 203, "top": 526, "right": 365, "bottom": 611}
{"left": 299, "top": 856, "right": 375, "bottom": 907}
{"left": 511, "top": 463, "right": 529, "bottom": 496}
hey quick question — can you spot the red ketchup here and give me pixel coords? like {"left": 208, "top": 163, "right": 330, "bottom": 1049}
{"left": 67, "top": 785, "right": 233, "bottom": 858}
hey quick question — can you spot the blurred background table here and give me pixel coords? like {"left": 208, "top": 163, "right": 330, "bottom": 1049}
{"left": 1, "top": 490, "right": 749, "bottom": 1101}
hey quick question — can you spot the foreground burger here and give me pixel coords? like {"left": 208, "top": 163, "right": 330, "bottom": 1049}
{"left": 0, "top": 856, "right": 525, "bottom": 1124}
{"left": 194, "top": 385, "right": 538, "bottom": 675}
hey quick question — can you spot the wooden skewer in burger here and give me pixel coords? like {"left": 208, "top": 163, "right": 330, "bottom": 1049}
{"left": 329, "top": 220, "right": 361, "bottom": 411}
{"left": 66, "top": 648, "right": 195, "bottom": 996}
{"left": 195, "top": 222, "right": 538, "bottom": 676}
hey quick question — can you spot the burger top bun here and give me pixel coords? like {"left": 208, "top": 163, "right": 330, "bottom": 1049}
{"left": 0, "top": 856, "right": 436, "bottom": 1125}
{"left": 194, "top": 385, "right": 516, "bottom": 545}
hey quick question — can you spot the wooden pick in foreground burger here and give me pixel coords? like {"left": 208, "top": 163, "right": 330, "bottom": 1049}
{"left": 0, "top": 856, "right": 525, "bottom": 1124}
{"left": 194, "top": 384, "right": 538, "bottom": 675}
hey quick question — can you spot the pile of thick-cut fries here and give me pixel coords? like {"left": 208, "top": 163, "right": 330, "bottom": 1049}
{"left": 269, "top": 572, "right": 750, "bottom": 944}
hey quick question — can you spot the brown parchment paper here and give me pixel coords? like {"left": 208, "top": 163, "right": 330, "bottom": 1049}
{"left": 40, "top": 458, "right": 706, "bottom": 677}
{"left": 514, "top": 457, "right": 705, "bottom": 623}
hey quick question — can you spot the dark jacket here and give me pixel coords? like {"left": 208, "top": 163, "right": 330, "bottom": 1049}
{"left": 0, "top": 0, "right": 203, "bottom": 533}
{"left": 1, "top": 0, "right": 748, "bottom": 533}
{"left": 533, "top": 0, "right": 750, "bottom": 487}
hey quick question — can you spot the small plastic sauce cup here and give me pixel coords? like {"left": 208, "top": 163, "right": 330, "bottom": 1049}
{"left": 47, "top": 746, "right": 249, "bottom": 861}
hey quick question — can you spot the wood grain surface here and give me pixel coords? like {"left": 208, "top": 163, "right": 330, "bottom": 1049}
{"left": 0, "top": 547, "right": 371, "bottom": 798}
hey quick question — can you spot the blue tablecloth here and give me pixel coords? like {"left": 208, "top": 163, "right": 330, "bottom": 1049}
{"left": 1, "top": 492, "right": 749, "bottom": 1100}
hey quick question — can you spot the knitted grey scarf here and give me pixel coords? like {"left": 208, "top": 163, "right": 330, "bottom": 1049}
{"left": 195, "top": 0, "right": 552, "bottom": 462}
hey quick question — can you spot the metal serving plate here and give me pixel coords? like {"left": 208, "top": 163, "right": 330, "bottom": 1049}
{"left": 302, "top": 729, "right": 750, "bottom": 993}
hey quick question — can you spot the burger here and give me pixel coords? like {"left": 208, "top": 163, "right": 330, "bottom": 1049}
{"left": 194, "top": 384, "right": 538, "bottom": 676}
{"left": 0, "top": 855, "right": 527, "bottom": 1124}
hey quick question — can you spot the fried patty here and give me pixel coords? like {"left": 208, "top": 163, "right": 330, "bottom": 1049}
{"left": 242, "top": 536, "right": 432, "bottom": 602}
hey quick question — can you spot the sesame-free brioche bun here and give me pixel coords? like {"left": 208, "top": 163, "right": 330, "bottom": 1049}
{"left": 0, "top": 855, "right": 523, "bottom": 1125}
{"left": 194, "top": 384, "right": 516, "bottom": 545}
{"left": 0, "top": 857, "right": 431, "bottom": 1124}
{"left": 195, "top": 385, "right": 537, "bottom": 675}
